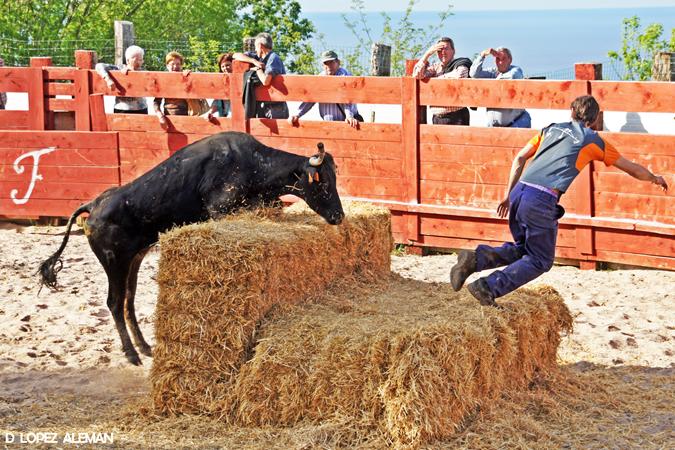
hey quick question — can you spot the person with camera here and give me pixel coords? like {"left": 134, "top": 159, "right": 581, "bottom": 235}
{"left": 470, "top": 46, "right": 531, "bottom": 128}
{"left": 288, "top": 50, "right": 362, "bottom": 129}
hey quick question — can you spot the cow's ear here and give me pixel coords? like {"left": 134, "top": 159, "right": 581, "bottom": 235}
{"left": 313, "top": 172, "right": 320, "bottom": 183}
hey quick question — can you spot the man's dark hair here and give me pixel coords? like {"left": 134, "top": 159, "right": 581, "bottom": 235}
{"left": 571, "top": 95, "right": 600, "bottom": 126}
{"left": 437, "top": 36, "right": 455, "bottom": 50}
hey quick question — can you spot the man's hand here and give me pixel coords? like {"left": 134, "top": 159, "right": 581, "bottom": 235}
{"left": 345, "top": 117, "right": 359, "bottom": 129}
{"left": 201, "top": 110, "right": 213, "bottom": 121}
{"left": 652, "top": 174, "right": 669, "bottom": 192}
{"left": 480, "top": 48, "right": 494, "bottom": 58}
{"left": 497, "top": 198, "right": 510, "bottom": 218}
{"left": 182, "top": 69, "right": 191, "bottom": 76}
{"left": 120, "top": 67, "right": 130, "bottom": 75}
{"left": 104, "top": 77, "right": 116, "bottom": 91}
{"left": 288, "top": 115, "right": 300, "bottom": 126}
{"left": 157, "top": 112, "right": 168, "bottom": 129}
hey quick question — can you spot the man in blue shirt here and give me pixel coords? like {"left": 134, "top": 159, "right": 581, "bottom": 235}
{"left": 289, "top": 50, "right": 360, "bottom": 129}
{"left": 450, "top": 95, "right": 668, "bottom": 307}
{"left": 233, "top": 32, "right": 289, "bottom": 119}
{"left": 470, "top": 47, "right": 531, "bottom": 128}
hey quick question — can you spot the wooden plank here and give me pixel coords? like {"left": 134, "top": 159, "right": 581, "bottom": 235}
{"left": 420, "top": 180, "right": 504, "bottom": 206}
{"left": 0, "top": 165, "right": 119, "bottom": 184}
{"left": 590, "top": 81, "right": 675, "bottom": 113}
{"left": 74, "top": 69, "right": 91, "bottom": 131}
{"left": 0, "top": 147, "right": 118, "bottom": 166}
{"left": 334, "top": 158, "right": 403, "bottom": 178}
{"left": 250, "top": 119, "right": 401, "bottom": 143}
{"left": 43, "top": 67, "right": 77, "bottom": 80}
{"left": 597, "top": 131, "right": 675, "bottom": 156}
{"left": 255, "top": 74, "right": 402, "bottom": 104}
{"left": 46, "top": 82, "right": 75, "bottom": 96}
{"left": 0, "top": 181, "right": 116, "bottom": 200}
{"left": 594, "top": 229, "right": 675, "bottom": 257}
{"left": 400, "top": 76, "right": 420, "bottom": 242}
{"left": 89, "top": 94, "right": 108, "bottom": 132}
{"left": 0, "top": 198, "right": 85, "bottom": 218}
{"left": 420, "top": 161, "right": 510, "bottom": 184}
{"left": 595, "top": 171, "right": 675, "bottom": 196}
{"left": 90, "top": 70, "right": 230, "bottom": 99}
{"left": 0, "top": 111, "right": 29, "bottom": 130}
{"left": 593, "top": 249, "right": 675, "bottom": 271}
{"left": 594, "top": 191, "right": 675, "bottom": 223}
{"left": 337, "top": 176, "right": 404, "bottom": 199}
{"left": 0, "top": 68, "right": 29, "bottom": 92}
{"left": 107, "top": 113, "right": 233, "bottom": 134}
{"left": 27, "top": 68, "right": 45, "bottom": 130}
{"left": 0, "top": 131, "right": 118, "bottom": 149}
{"left": 420, "top": 143, "right": 520, "bottom": 164}
{"left": 47, "top": 98, "right": 75, "bottom": 111}
{"left": 252, "top": 136, "right": 403, "bottom": 160}
{"left": 420, "top": 124, "right": 536, "bottom": 146}
{"left": 419, "top": 78, "right": 588, "bottom": 109}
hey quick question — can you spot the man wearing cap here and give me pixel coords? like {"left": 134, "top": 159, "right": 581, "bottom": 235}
{"left": 470, "top": 47, "right": 531, "bottom": 128}
{"left": 289, "top": 50, "right": 361, "bottom": 129}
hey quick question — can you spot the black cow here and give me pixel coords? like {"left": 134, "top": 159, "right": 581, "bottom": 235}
{"left": 39, "top": 131, "right": 344, "bottom": 365}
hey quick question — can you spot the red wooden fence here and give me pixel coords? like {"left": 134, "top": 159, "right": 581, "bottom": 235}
{"left": 0, "top": 52, "right": 673, "bottom": 270}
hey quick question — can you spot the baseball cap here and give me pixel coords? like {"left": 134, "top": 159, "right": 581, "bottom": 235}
{"left": 320, "top": 50, "right": 339, "bottom": 63}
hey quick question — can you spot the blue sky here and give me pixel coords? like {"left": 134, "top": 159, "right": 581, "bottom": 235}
{"left": 296, "top": 0, "right": 675, "bottom": 13}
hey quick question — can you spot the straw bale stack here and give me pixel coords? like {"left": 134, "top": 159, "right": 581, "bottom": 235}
{"left": 150, "top": 200, "right": 572, "bottom": 449}
{"left": 150, "top": 201, "right": 392, "bottom": 415}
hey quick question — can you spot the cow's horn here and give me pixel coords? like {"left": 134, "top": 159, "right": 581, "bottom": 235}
{"left": 309, "top": 142, "right": 325, "bottom": 166}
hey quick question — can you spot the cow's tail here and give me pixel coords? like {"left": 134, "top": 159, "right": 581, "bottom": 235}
{"left": 38, "top": 203, "right": 91, "bottom": 291}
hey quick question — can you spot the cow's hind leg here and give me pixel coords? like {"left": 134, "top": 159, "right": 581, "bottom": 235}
{"left": 125, "top": 248, "right": 152, "bottom": 357}
{"left": 106, "top": 267, "right": 142, "bottom": 365}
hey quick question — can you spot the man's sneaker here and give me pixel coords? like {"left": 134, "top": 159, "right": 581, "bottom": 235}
{"left": 450, "top": 250, "right": 476, "bottom": 291}
{"left": 467, "top": 278, "right": 497, "bottom": 307}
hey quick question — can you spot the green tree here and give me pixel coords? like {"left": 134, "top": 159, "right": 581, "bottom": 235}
{"left": 608, "top": 16, "right": 675, "bottom": 81}
{"left": 341, "top": 0, "right": 453, "bottom": 76}
{"left": 0, "top": 0, "right": 316, "bottom": 72}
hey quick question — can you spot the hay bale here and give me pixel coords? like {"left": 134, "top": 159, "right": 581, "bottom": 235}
{"left": 150, "top": 201, "right": 392, "bottom": 415}
{"left": 228, "top": 279, "right": 572, "bottom": 448}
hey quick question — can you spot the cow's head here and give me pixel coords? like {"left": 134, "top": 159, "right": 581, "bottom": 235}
{"left": 301, "top": 143, "right": 344, "bottom": 225}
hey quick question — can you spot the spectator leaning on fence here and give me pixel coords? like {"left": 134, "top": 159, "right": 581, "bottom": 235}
{"left": 95, "top": 45, "right": 148, "bottom": 114}
{"left": 153, "top": 51, "right": 191, "bottom": 128}
{"left": 0, "top": 57, "right": 6, "bottom": 110}
{"left": 202, "top": 53, "right": 233, "bottom": 121}
{"left": 412, "top": 37, "right": 472, "bottom": 126}
{"left": 470, "top": 47, "right": 531, "bottom": 128}
{"left": 288, "top": 50, "right": 361, "bottom": 129}
{"left": 233, "top": 32, "right": 289, "bottom": 119}
{"left": 450, "top": 95, "right": 669, "bottom": 308}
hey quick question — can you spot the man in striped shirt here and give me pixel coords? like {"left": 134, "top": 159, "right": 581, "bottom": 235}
{"left": 412, "top": 37, "right": 472, "bottom": 125}
{"left": 289, "top": 50, "right": 361, "bottom": 129}
{"left": 450, "top": 95, "right": 668, "bottom": 307}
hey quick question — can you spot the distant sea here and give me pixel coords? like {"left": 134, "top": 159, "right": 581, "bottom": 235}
{"left": 305, "top": 7, "right": 675, "bottom": 78}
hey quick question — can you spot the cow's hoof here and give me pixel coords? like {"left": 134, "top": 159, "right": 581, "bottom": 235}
{"left": 125, "top": 352, "right": 143, "bottom": 366}
{"left": 139, "top": 345, "right": 153, "bottom": 357}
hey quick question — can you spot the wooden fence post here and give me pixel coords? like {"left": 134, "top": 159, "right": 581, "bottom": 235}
{"left": 652, "top": 52, "right": 675, "bottom": 81}
{"left": 574, "top": 62, "right": 602, "bottom": 270}
{"left": 400, "top": 75, "right": 421, "bottom": 245}
{"left": 28, "top": 57, "right": 49, "bottom": 130}
{"left": 230, "top": 60, "right": 248, "bottom": 133}
{"left": 371, "top": 43, "right": 391, "bottom": 76}
{"left": 114, "top": 21, "right": 135, "bottom": 67}
{"left": 405, "top": 59, "right": 427, "bottom": 124}
{"left": 74, "top": 50, "right": 96, "bottom": 131}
